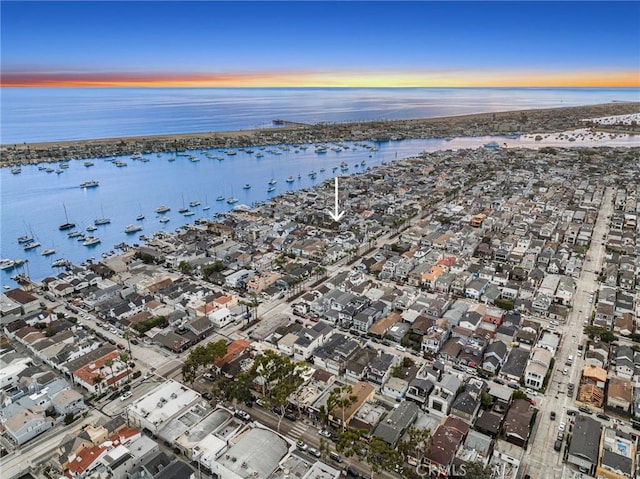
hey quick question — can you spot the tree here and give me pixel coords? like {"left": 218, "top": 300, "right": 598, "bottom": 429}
{"left": 64, "top": 413, "right": 75, "bottom": 425}
{"left": 178, "top": 261, "right": 192, "bottom": 274}
{"left": 391, "top": 364, "right": 403, "bottom": 378}
{"left": 249, "top": 350, "right": 307, "bottom": 432}
{"left": 460, "top": 460, "right": 494, "bottom": 479}
{"left": 319, "top": 438, "right": 331, "bottom": 461}
{"left": 92, "top": 375, "right": 104, "bottom": 394}
{"left": 363, "top": 437, "right": 402, "bottom": 478}
{"left": 336, "top": 428, "right": 366, "bottom": 470}
{"left": 398, "top": 427, "right": 431, "bottom": 468}
{"left": 105, "top": 358, "right": 115, "bottom": 386}
{"left": 327, "top": 385, "right": 358, "bottom": 432}
{"left": 182, "top": 339, "right": 228, "bottom": 384}
{"left": 123, "top": 329, "right": 133, "bottom": 357}
{"left": 480, "top": 391, "right": 493, "bottom": 409}
{"left": 221, "top": 372, "right": 254, "bottom": 406}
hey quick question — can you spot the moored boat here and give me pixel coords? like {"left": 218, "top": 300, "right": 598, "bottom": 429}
{"left": 41, "top": 248, "right": 55, "bottom": 256}
{"left": 80, "top": 180, "right": 99, "bottom": 188}
{"left": 17, "top": 235, "right": 34, "bottom": 244}
{"left": 226, "top": 197, "right": 239, "bottom": 204}
{"left": 124, "top": 224, "right": 143, "bottom": 234}
{"left": 155, "top": 205, "right": 171, "bottom": 213}
{"left": 23, "top": 241, "right": 41, "bottom": 250}
{"left": 216, "top": 196, "right": 225, "bottom": 201}
{"left": 59, "top": 204, "right": 76, "bottom": 231}
{"left": 0, "top": 259, "right": 16, "bottom": 270}
{"left": 82, "top": 236, "right": 101, "bottom": 247}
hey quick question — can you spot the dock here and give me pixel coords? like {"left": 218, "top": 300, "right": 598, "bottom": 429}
{"left": 272, "top": 119, "right": 311, "bottom": 127}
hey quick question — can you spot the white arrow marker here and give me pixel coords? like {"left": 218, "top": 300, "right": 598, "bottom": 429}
{"left": 328, "top": 176, "right": 345, "bottom": 222}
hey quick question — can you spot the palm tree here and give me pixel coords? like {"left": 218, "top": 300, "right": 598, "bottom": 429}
{"left": 105, "top": 358, "right": 115, "bottom": 388}
{"left": 123, "top": 329, "right": 133, "bottom": 358}
{"left": 119, "top": 352, "right": 131, "bottom": 382}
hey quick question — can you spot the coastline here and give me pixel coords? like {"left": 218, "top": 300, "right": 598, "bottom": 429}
{"left": 1, "top": 101, "right": 639, "bottom": 166}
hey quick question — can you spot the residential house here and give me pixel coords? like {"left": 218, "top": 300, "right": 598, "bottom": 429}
{"left": 567, "top": 415, "right": 602, "bottom": 476}
{"left": 428, "top": 373, "right": 462, "bottom": 417}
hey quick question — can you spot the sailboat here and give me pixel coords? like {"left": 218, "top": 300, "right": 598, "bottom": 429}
{"left": 95, "top": 206, "right": 111, "bottom": 225}
{"left": 136, "top": 204, "right": 145, "bottom": 221}
{"left": 202, "top": 195, "right": 210, "bottom": 211}
{"left": 226, "top": 187, "right": 238, "bottom": 204}
{"left": 178, "top": 194, "right": 189, "bottom": 214}
{"left": 59, "top": 204, "right": 76, "bottom": 231}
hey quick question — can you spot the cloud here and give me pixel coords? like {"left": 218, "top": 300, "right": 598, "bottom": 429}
{"left": 2, "top": 68, "right": 638, "bottom": 88}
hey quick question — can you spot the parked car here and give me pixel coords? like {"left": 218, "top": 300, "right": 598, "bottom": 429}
{"left": 558, "top": 422, "right": 566, "bottom": 432}
{"left": 597, "top": 413, "right": 610, "bottom": 421}
{"left": 329, "top": 452, "right": 343, "bottom": 463}
{"left": 550, "top": 411, "right": 556, "bottom": 420}
{"left": 107, "top": 391, "right": 121, "bottom": 401}
{"left": 308, "top": 448, "right": 321, "bottom": 458}
{"left": 566, "top": 409, "right": 577, "bottom": 416}
{"left": 202, "top": 392, "right": 213, "bottom": 400}
{"left": 284, "top": 411, "right": 298, "bottom": 421}
{"left": 296, "top": 441, "right": 308, "bottom": 451}
{"left": 203, "top": 373, "right": 215, "bottom": 381}
{"left": 525, "top": 388, "right": 537, "bottom": 396}
{"left": 319, "top": 429, "right": 332, "bottom": 438}
{"left": 234, "top": 410, "right": 251, "bottom": 421}
{"left": 554, "top": 439, "right": 563, "bottom": 452}
{"left": 120, "top": 391, "right": 133, "bottom": 401}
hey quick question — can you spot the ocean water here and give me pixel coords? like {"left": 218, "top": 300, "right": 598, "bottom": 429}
{"left": 2, "top": 87, "right": 639, "bottom": 144}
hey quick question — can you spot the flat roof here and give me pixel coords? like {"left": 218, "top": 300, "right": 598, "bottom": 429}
{"left": 129, "top": 379, "right": 200, "bottom": 428}
{"left": 214, "top": 426, "right": 290, "bottom": 479}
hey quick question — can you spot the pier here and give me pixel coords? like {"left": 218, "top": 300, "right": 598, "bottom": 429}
{"left": 272, "top": 119, "right": 312, "bottom": 127}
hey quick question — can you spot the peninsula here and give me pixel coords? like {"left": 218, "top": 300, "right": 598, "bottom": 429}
{"left": 2, "top": 102, "right": 638, "bottom": 166}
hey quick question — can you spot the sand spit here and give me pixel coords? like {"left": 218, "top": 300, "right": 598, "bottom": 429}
{"left": 1, "top": 102, "right": 639, "bottom": 167}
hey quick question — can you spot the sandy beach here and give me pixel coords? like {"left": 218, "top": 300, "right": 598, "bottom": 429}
{"left": 1, "top": 101, "right": 639, "bottom": 166}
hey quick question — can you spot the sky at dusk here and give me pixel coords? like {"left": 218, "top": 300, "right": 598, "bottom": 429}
{"left": 1, "top": 1, "right": 639, "bottom": 87}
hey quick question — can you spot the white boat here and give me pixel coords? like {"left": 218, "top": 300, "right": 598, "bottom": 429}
{"left": 189, "top": 200, "right": 201, "bottom": 207}
{"left": 226, "top": 197, "right": 239, "bottom": 204}
{"left": 82, "top": 236, "right": 101, "bottom": 246}
{"left": 124, "top": 224, "right": 143, "bottom": 234}
{"left": 0, "top": 259, "right": 16, "bottom": 270}
{"left": 11, "top": 167, "right": 22, "bottom": 174}
{"left": 136, "top": 213, "right": 145, "bottom": 221}
{"left": 255, "top": 152, "right": 264, "bottom": 158}
{"left": 17, "top": 235, "right": 34, "bottom": 244}
{"left": 52, "top": 258, "right": 68, "bottom": 268}
{"left": 23, "top": 241, "right": 41, "bottom": 250}
{"left": 156, "top": 205, "right": 171, "bottom": 213}
{"left": 84, "top": 161, "right": 94, "bottom": 167}
{"left": 286, "top": 176, "right": 294, "bottom": 183}
{"left": 86, "top": 224, "right": 97, "bottom": 232}
{"left": 268, "top": 178, "right": 277, "bottom": 185}
{"left": 41, "top": 248, "right": 56, "bottom": 256}
{"left": 183, "top": 211, "right": 195, "bottom": 216}
{"left": 80, "top": 180, "right": 99, "bottom": 188}
{"left": 243, "top": 184, "right": 251, "bottom": 190}
{"left": 159, "top": 217, "right": 170, "bottom": 223}
{"left": 216, "top": 196, "right": 225, "bottom": 201}
{"left": 267, "top": 186, "right": 276, "bottom": 193}
{"left": 68, "top": 231, "right": 82, "bottom": 238}
{"left": 94, "top": 206, "right": 110, "bottom": 225}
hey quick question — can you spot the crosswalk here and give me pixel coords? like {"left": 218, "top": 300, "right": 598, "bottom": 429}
{"left": 288, "top": 422, "right": 309, "bottom": 439}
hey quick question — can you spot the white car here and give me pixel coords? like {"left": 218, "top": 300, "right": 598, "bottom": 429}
{"left": 525, "top": 388, "right": 537, "bottom": 396}
{"left": 319, "top": 429, "right": 332, "bottom": 438}
{"left": 120, "top": 391, "right": 133, "bottom": 401}
{"left": 558, "top": 422, "right": 566, "bottom": 432}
